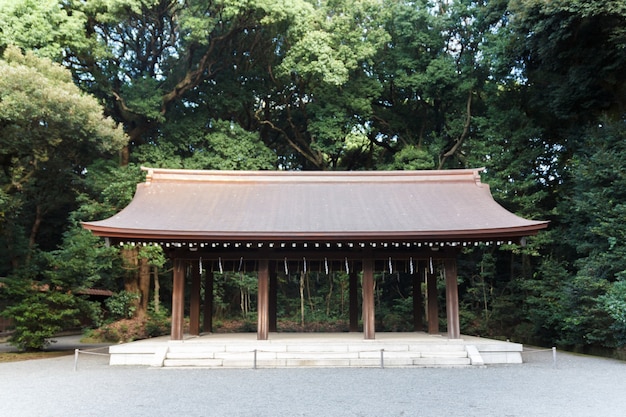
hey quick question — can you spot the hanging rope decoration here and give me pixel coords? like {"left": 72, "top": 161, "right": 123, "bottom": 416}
{"left": 303, "top": 257, "right": 307, "bottom": 274}
{"left": 429, "top": 257, "right": 434, "bottom": 274}
{"left": 325, "top": 258, "right": 329, "bottom": 275}
{"left": 345, "top": 257, "right": 350, "bottom": 274}
{"left": 217, "top": 257, "right": 223, "bottom": 274}
{"left": 388, "top": 257, "right": 393, "bottom": 274}
{"left": 199, "top": 257, "right": 203, "bottom": 276}
{"left": 284, "top": 257, "right": 289, "bottom": 275}
{"left": 409, "top": 257, "right": 414, "bottom": 275}
{"left": 238, "top": 257, "right": 244, "bottom": 272}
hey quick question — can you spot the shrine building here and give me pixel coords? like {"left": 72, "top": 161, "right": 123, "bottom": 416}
{"left": 82, "top": 167, "right": 548, "bottom": 344}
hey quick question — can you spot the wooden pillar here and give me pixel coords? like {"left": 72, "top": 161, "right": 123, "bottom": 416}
{"left": 189, "top": 260, "right": 201, "bottom": 336}
{"left": 444, "top": 258, "right": 461, "bottom": 339}
{"left": 257, "top": 259, "right": 270, "bottom": 340}
{"left": 171, "top": 259, "right": 185, "bottom": 341}
{"left": 412, "top": 261, "right": 424, "bottom": 332}
{"left": 203, "top": 270, "right": 213, "bottom": 333}
{"left": 349, "top": 270, "right": 359, "bottom": 332}
{"left": 269, "top": 264, "right": 277, "bottom": 332}
{"left": 362, "top": 258, "right": 375, "bottom": 339}
{"left": 427, "top": 262, "right": 439, "bottom": 334}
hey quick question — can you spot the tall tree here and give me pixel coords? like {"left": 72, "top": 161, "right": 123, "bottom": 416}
{"left": 255, "top": 0, "right": 390, "bottom": 169}
{"left": 0, "top": 46, "right": 127, "bottom": 273}
{"left": 0, "top": 47, "right": 126, "bottom": 350}
{"left": 60, "top": 0, "right": 314, "bottom": 165}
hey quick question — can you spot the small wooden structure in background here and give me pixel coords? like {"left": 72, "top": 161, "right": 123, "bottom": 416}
{"left": 83, "top": 167, "right": 547, "bottom": 341}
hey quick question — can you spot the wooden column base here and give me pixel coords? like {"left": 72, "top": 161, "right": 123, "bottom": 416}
{"left": 257, "top": 259, "right": 269, "bottom": 340}
{"left": 171, "top": 259, "right": 185, "bottom": 341}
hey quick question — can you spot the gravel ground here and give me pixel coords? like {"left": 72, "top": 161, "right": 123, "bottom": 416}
{"left": 1, "top": 345, "right": 625, "bottom": 417}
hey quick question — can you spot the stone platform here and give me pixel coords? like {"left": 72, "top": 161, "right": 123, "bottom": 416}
{"left": 108, "top": 332, "right": 523, "bottom": 368}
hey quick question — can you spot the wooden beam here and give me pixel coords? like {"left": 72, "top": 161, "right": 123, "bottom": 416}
{"left": 171, "top": 259, "right": 185, "bottom": 340}
{"left": 427, "top": 263, "right": 439, "bottom": 335}
{"left": 166, "top": 246, "right": 460, "bottom": 263}
{"left": 203, "top": 270, "right": 213, "bottom": 333}
{"left": 349, "top": 271, "right": 358, "bottom": 332}
{"left": 257, "top": 259, "right": 270, "bottom": 340}
{"left": 444, "top": 258, "right": 461, "bottom": 339}
{"left": 362, "top": 258, "right": 375, "bottom": 339}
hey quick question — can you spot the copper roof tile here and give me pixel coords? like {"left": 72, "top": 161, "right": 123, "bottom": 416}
{"left": 82, "top": 167, "right": 548, "bottom": 243}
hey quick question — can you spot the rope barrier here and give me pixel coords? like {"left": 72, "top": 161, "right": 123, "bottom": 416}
{"left": 73, "top": 346, "right": 110, "bottom": 371}
{"left": 522, "top": 346, "right": 557, "bottom": 368}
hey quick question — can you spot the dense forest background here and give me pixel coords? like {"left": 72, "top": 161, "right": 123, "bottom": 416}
{"left": 1, "top": 0, "right": 625, "bottom": 353}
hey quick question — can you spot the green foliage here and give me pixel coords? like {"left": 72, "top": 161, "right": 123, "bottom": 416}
{"left": 599, "top": 278, "right": 626, "bottom": 347}
{"left": 0, "top": 45, "right": 127, "bottom": 272}
{"left": 43, "top": 228, "right": 120, "bottom": 292}
{"left": 0, "top": 0, "right": 92, "bottom": 59}
{"left": 387, "top": 146, "right": 434, "bottom": 170}
{"left": 105, "top": 291, "right": 141, "bottom": 320}
{"left": 507, "top": 0, "right": 626, "bottom": 124}
{"left": 144, "top": 303, "right": 171, "bottom": 337}
{"left": 88, "top": 302, "right": 171, "bottom": 343}
{"left": 2, "top": 288, "right": 85, "bottom": 351}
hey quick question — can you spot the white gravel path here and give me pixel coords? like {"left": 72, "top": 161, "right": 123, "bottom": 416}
{"left": 1, "top": 345, "right": 625, "bottom": 417}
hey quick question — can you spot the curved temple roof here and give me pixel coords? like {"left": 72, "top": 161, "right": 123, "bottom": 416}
{"left": 82, "top": 167, "right": 548, "bottom": 245}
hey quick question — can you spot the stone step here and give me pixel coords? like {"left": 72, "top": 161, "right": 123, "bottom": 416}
{"left": 162, "top": 345, "right": 471, "bottom": 368}
{"left": 165, "top": 343, "right": 467, "bottom": 354}
{"left": 162, "top": 355, "right": 473, "bottom": 368}
{"left": 108, "top": 334, "right": 523, "bottom": 367}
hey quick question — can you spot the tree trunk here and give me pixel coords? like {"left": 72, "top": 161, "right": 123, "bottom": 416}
{"left": 137, "top": 256, "right": 150, "bottom": 318}
{"left": 121, "top": 247, "right": 149, "bottom": 318}
{"left": 26, "top": 204, "right": 43, "bottom": 265}
{"left": 326, "top": 273, "right": 334, "bottom": 316}
{"left": 153, "top": 266, "right": 160, "bottom": 313}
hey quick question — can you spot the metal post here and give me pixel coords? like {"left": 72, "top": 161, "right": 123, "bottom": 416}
{"left": 253, "top": 349, "right": 257, "bottom": 369}
{"left": 552, "top": 346, "right": 557, "bottom": 368}
{"left": 74, "top": 349, "right": 79, "bottom": 371}
{"left": 380, "top": 349, "right": 384, "bottom": 369}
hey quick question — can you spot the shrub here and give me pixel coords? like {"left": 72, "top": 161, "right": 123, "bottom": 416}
{"left": 5, "top": 291, "right": 82, "bottom": 351}
{"left": 105, "top": 290, "right": 140, "bottom": 320}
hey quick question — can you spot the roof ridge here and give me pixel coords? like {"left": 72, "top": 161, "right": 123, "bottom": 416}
{"left": 141, "top": 167, "right": 486, "bottom": 185}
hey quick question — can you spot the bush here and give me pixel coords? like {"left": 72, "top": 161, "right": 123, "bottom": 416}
{"left": 4, "top": 291, "right": 82, "bottom": 351}
{"left": 105, "top": 290, "right": 140, "bottom": 320}
{"left": 89, "top": 305, "right": 171, "bottom": 343}
{"left": 145, "top": 306, "right": 170, "bottom": 337}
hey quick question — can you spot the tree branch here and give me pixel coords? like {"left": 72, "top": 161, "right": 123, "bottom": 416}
{"left": 438, "top": 89, "right": 473, "bottom": 169}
